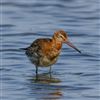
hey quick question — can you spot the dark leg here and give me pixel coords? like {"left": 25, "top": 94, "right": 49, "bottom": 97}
{"left": 48, "top": 66, "right": 52, "bottom": 79}
{"left": 35, "top": 66, "right": 38, "bottom": 80}
{"left": 36, "top": 66, "right": 38, "bottom": 74}
{"left": 49, "top": 66, "right": 52, "bottom": 73}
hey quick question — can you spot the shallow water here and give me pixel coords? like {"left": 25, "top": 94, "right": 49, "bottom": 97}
{"left": 1, "top": 0, "right": 100, "bottom": 100}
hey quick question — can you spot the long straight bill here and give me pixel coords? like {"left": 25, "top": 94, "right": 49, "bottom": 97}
{"left": 65, "top": 41, "right": 81, "bottom": 53}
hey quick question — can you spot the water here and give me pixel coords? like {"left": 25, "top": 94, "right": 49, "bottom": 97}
{"left": 1, "top": 0, "right": 100, "bottom": 100}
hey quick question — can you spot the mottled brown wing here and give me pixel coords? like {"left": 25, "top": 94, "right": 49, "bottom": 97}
{"left": 26, "top": 38, "right": 52, "bottom": 57}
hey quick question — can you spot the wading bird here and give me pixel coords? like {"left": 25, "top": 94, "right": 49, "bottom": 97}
{"left": 23, "top": 30, "right": 81, "bottom": 75}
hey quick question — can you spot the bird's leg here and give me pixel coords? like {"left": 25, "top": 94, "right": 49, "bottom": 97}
{"left": 49, "top": 66, "right": 52, "bottom": 73}
{"left": 49, "top": 71, "right": 52, "bottom": 79}
{"left": 36, "top": 66, "right": 38, "bottom": 74}
{"left": 35, "top": 66, "right": 38, "bottom": 80}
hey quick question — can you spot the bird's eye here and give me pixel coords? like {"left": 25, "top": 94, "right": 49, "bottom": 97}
{"left": 59, "top": 35, "right": 63, "bottom": 38}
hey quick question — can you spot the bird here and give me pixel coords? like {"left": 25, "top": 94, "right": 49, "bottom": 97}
{"left": 23, "top": 30, "right": 81, "bottom": 75}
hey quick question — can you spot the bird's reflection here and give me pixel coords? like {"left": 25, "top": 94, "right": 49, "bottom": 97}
{"left": 32, "top": 72, "right": 61, "bottom": 84}
{"left": 30, "top": 72, "right": 63, "bottom": 100}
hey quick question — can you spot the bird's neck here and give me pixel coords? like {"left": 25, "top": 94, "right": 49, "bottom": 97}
{"left": 52, "top": 38, "right": 62, "bottom": 50}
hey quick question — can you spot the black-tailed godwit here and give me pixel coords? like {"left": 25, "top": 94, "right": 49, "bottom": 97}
{"left": 23, "top": 30, "right": 81, "bottom": 74}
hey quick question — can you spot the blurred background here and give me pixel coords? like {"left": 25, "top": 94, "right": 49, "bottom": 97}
{"left": 1, "top": 0, "right": 100, "bottom": 100}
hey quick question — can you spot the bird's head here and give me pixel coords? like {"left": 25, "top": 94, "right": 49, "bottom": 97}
{"left": 53, "top": 30, "right": 81, "bottom": 53}
{"left": 53, "top": 30, "right": 67, "bottom": 42}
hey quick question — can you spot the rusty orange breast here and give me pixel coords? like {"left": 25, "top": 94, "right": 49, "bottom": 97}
{"left": 56, "top": 42, "right": 62, "bottom": 51}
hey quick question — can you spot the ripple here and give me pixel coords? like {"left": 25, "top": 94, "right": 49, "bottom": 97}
{"left": 83, "top": 95, "right": 100, "bottom": 99}
{"left": 2, "top": 32, "right": 51, "bottom": 37}
{"left": 0, "top": 68, "right": 11, "bottom": 71}
{"left": 1, "top": 2, "right": 53, "bottom": 8}
{"left": 68, "top": 72, "right": 83, "bottom": 76}
{"left": 61, "top": 53, "right": 96, "bottom": 59}
{"left": 0, "top": 24, "right": 15, "bottom": 28}
{"left": 0, "top": 49, "right": 20, "bottom": 52}
{"left": 1, "top": 0, "right": 99, "bottom": 100}
{"left": 81, "top": 73, "right": 99, "bottom": 77}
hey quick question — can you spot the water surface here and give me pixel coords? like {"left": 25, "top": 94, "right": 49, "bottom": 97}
{"left": 1, "top": 0, "right": 100, "bottom": 100}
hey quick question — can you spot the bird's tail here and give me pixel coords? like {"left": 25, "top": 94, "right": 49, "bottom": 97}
{"left": 20, "top": 47, "right": 28, "bottom": 50}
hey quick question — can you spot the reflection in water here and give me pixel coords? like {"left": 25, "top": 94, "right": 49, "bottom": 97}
{"left": 33, "top": 73, "right": 61, "bottom": 83}
{"left": 29, "top": 73, "right": 62, "bottom": 100}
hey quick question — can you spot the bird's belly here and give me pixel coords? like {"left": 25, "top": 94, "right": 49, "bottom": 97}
{"left": 39, "top": 56, "right": 58, "bottom": 67}
{"left": 26, "top": 49, "right": 60, "bottom": 67}
{"left": 28, "top": 56, "right": 38, "bottom": 65}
